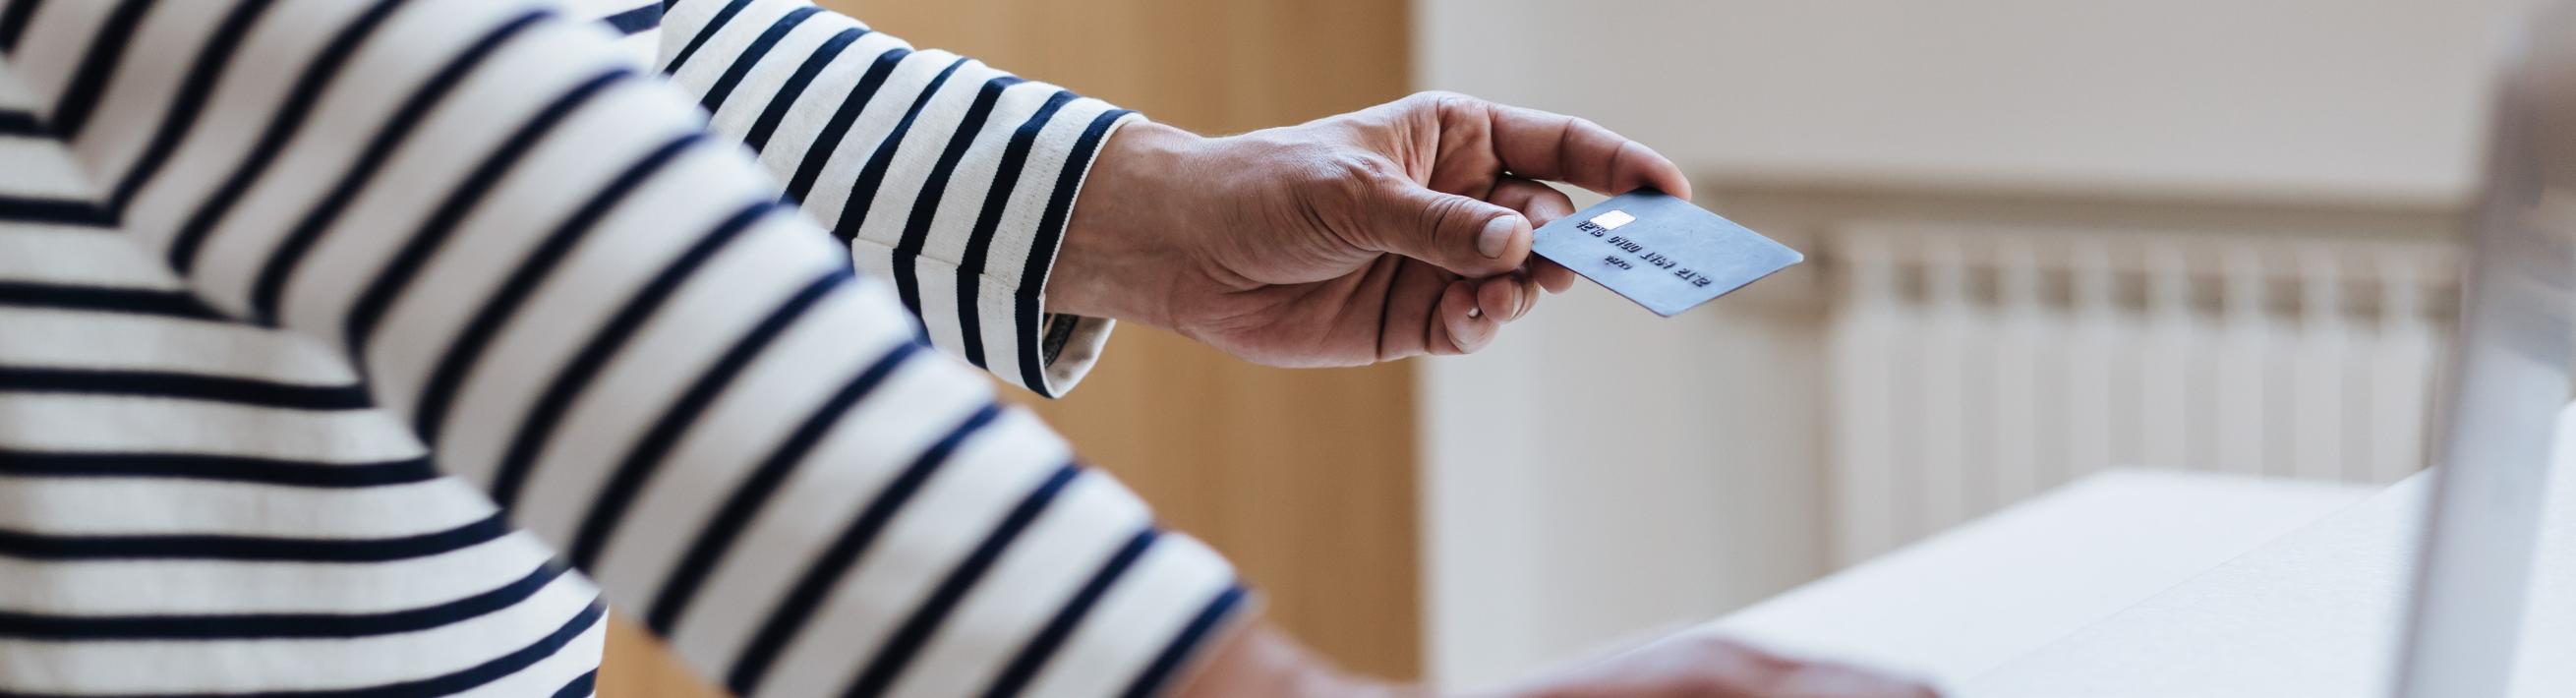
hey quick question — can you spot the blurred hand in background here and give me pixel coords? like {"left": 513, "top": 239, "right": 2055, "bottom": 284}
{"left": 1174, "top": 621, "right": 1941, "bottom": 698}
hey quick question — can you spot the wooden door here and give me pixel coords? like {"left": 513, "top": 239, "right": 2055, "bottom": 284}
{"left": 601, "top": 2, "right": 1421, "bottom": 694}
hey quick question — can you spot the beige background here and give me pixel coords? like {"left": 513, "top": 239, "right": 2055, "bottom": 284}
{"left": 1412, "top": 0, "right": 2518, "bottom": 686}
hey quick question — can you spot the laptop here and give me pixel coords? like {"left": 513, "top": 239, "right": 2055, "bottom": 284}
{"left": 2392, "top": 2, "right": 2576, "bottom": 695}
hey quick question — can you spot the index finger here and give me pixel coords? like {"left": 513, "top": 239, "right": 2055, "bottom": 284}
{"left": 1472, "top": 99, "right": 1692, "bottom": 201}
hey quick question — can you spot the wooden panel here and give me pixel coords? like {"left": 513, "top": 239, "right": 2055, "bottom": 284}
{"left": 603, "top": 1, "right": 1419, "bottom": 694}
{"left": 601, "top": 617, "right": 724, "bottom": 697}
{"left": 1003, "top": 332, "right": 1420, "bottom": 679}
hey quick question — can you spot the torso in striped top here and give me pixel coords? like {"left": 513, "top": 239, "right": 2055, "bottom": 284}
{"left": 0, "top": 1, "right": 1242, "bottom": 696}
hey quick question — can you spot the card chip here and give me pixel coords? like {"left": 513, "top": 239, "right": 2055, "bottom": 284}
{"left": 1587, "top": 209, "right": 1636, "bottom": 230}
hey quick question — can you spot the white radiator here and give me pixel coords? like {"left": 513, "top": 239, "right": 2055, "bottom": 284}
{"left": 1823, "top": 223, "right": 2459, "bottom": 564}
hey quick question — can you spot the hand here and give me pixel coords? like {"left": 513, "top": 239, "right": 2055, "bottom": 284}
{"left": 1052, "top": 91, "right": 1690, "bottom": 367}
{"left": 1492, "top": 632, "right": 1942, "bottom": 698}
{"left": 1168, "top": 622, "right": 1939, "bottom": 698}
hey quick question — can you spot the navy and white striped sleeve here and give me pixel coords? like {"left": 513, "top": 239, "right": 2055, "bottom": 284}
{"left": 586, "top": 0, "right": 1131, "bottom": 398}
{"left": 0, "top": 1, "right": 1241, "bottom": 696}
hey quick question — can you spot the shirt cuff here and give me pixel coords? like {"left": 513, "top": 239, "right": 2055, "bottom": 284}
{"left": 829, "top": 90, "right": 1140, "bottom": 399}
{"left": 955, "top": 106, "right": 1142, "bottom": 399}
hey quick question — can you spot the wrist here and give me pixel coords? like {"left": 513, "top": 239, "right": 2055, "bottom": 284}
{"left": 1052, "top": 119, "right": 1210, "bottom": 329}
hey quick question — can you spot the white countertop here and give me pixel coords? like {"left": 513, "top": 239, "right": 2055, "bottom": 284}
{"left": 1697, "top": 469, "right": 2374, "bottom": 690}
{"left": 1968, "top": 468, "right": 2576, "bottom": 697}
{"left": 1695, "top": 407, "right": 2576, "bottom": 696}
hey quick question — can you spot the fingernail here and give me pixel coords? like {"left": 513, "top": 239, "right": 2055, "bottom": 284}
{"left": 1467, "top": 306, "right": 1483, "bottom": 320}
{"left": 1477, "top": 216, "right": 1517, "bottom": 259}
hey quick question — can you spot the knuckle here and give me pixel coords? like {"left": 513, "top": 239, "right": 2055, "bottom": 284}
{"left": 1404, "top": 89, "right": 1462, "bottom": 105}
{"left": 1425, "top": 198, "right": 1491, "bottom": 244}
{"left": 1404, "top": 89, "right": 1485, "bottom": 117}
{"left": 1422, "top": 191, "right": 1474, "bottom": 218}
{"left": 1287, "top": 151, "right": 1435, "bottom": 251}
{"left": 1336, "top": 151, "right": 1404, "bottom": 184}
{"left": 1353, "top": 170, "right": 1409, "bottom": 224}
{"left": 1294, "top": 150, "right": 1390, "bottom": 207}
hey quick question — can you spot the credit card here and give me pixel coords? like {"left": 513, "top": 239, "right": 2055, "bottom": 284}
{"left": 1530, "top": 189, "right": 1802, "bottom": 317}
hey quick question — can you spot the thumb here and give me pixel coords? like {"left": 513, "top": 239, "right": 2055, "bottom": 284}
{"left": 1359, "top": 183, "right": 1530, "bottom": 277}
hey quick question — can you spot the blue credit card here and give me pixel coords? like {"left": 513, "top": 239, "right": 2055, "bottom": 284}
{"left": 1530, "top": 190, "right": 1802, "bottom": 317}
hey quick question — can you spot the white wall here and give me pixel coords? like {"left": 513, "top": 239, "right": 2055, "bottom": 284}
{"left": 1416, "top": 0, "right": 2505, "bottom": 204}
{"left": 1421, "top": 276, "right": 1829, "bottom": 687}
{"left": 1414, "top": 0, "right": 2520, "bottom": 687}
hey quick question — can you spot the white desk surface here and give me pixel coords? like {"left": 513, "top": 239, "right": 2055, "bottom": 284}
{"left": 1696, "top": 409, "right": 2576, "bottom": 697}
{"left": 1697, "top": 469, "right": 2374, "bottom": 690}
{"left": 1969, "top": 465, "right": 2576, "bottom": 697}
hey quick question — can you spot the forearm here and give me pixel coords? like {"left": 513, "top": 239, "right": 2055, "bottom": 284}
{"left": 653, "top": 0, "right": 1135, "bottom": 396}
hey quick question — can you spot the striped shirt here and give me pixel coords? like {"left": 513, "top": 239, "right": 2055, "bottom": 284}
{"left": 0, "top": 1, "right": 1245, "bottom": 696}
